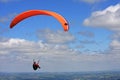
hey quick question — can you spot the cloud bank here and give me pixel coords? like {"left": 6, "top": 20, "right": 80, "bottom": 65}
{"left": 83, "top": 4, "right": 120, "bottom": 71}
{"left": 83, "top": 4, "right": 120, "bottom": 31}
{"left": 37, "top": 29, "right": 75, "bottom": 44}
{"left": 0, "top": 36, "right": 120, "bottom": 72}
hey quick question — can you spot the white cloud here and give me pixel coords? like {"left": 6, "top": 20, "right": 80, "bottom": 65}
{"left": 81, "top": 0, "right": 102, "bottom": 4}
{"left": 83, "top": 3, "right": 120, "bottom": 54}
{"left": 83, "top": 4, "right": 120, "bottom": 31}
{"left": 0, "top": 37, "right": 120, "bottom": 72}
{"left": 82, "top": 4, "right": 120, "bottom": 71}
{"left": 74, "top": 0, "right": 105, "bottom": 4}
{"left": 110, "top": 39, "right": 120, "bottom": 51}
{"left": 37, "top": 29, "right": 75, "bottom": 44}
{"left": 0, "top": 26, "right": 119, "bottom": 72}
{"left": 0, "top": 37, "right": 79, "bottom": 72}
{"left": 0, "top": 37, "right": 78, "bottom": 62}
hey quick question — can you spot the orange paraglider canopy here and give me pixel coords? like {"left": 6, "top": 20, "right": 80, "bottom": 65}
{"left": 10, "top": 10, "right": 69, "bottom": 31}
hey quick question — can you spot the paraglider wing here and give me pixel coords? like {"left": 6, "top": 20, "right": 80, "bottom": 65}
{"left": 10, "top": 10, "right": 69, "bottom": 31}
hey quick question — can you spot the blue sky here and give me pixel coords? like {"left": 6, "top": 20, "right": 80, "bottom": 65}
{"left": 0, "top": 0, "right": 120, "bottom": 72}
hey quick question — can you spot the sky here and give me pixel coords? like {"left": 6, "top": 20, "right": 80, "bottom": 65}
{"left": 0, "top": 0, "right": 120, "bottom": 72}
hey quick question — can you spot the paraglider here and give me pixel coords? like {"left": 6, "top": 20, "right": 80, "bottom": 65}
{"left": 33, "top": 59, "right": 40, "bottom": 70}
{"left": 10, "top": 10, "right": 69, "bottom": 31}
{"left": 9, "top": 10, "right": 69, "bottom": 71}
